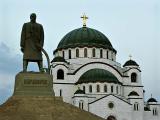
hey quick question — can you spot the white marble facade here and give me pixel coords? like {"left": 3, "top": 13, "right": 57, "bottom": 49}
{"left": 51, "top": 27, "right": 160, "bottom": 120}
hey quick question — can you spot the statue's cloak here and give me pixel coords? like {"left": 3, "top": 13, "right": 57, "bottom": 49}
{"left": 20, "top": 22, "right": 44, "bottom": 61}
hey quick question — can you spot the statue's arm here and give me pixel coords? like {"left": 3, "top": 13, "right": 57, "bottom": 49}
{"left": 40, "top": 25, "right": 44, "bottom": 48}
{"left": 20, "top": 23, "right": 26, "bottom": 49}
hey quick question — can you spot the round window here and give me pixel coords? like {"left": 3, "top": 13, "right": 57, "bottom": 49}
{"left": 108, "top": 102, "right": 114, "bottom": 109}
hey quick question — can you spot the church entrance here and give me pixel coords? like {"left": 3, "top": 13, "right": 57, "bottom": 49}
{"left": 106, "top": 115, "right": 116, "bottom": 120}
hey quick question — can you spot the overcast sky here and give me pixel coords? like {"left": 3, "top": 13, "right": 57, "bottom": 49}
{"left": 0, "top": 0, "right": 160, "bottom": 104}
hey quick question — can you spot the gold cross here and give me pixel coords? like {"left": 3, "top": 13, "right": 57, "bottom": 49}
{"left": 129, "top": 54, "right": 132, "bottom": 60}
{"left": 81, "top": 13, "right": 88, "bottom": 27}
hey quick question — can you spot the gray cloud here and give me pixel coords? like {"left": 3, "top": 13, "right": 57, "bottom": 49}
{"left": 0, "top": 42, "right": 22, "bottom": 74}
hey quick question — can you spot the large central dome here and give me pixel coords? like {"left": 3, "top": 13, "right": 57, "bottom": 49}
{"left": 55, "top": 27, "right": 116, "bottom": 53}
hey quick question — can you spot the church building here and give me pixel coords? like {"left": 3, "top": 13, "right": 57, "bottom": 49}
{"left": 50, "top": 15, "right": 160, "bottom": 120}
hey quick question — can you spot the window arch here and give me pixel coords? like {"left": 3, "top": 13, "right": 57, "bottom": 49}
{"left": 69, "top": 49, "right": 71, "bottom": 59}
{"left": 153, "top": 108, "right": 158, "bottom": 116}
{"left": 60, "top": 89, "right": 62, "bottom": 96}
{"left": 62, "top": 51, "right": 65, "bottom": 58}
{"left": 100, "top": 49, "right": 103, "bottom": 58}
{"left": 57, "top": 69, "right": 64, "bottom": 79}
{"left": 116, "top": 86, "right": 119, "bottom": 94}
{"left": 107, "top": 116, "right": 116, "bottom": 120}
{"left": 84, "top": 48, "right": 87, "bottom": 57}
{"left": 106, "top": 51, "right": 108, "bottom": 59}
{"left": 76, "top": 49, "right": 79, "bottom": 57}
{"left": 134, "top": 102, "right": 139, "bottom": 111}
{"left": 97, "top": 85, "right": 100, "bottom": 92}
{"left": 131, "top": 73, "right": 137, "bottom": 83}
{"left": 104, "top": 85, "right": 107, "bottom": 92}
{"left": 79, "top": 100, "right": 84, "bottom": 109}
{"left": 111, "top": 85, "right": 114, "bottom": 93}
{"left": 89, "top": 85, "right": 92, "bottom": 93}
{"left": 83, "top": 86, "right": 85, "bottom": 93}
{"left": 92, "top": 48, "right": 96, "bottom": 57}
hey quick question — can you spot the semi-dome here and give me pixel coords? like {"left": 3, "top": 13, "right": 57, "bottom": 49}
{"left": 76, "top": 68, "right": 121, "bottom": 84}
{"left": 54, "top": 27, "right": 116, "bottom": 53}
{"left": 74, "top": 89, "right": 85, "bottom": 94}
{"left": 123, "top": 59, "right": 139, "bottom": 67}
{"left": 147, "top": 98, "right": 157, "bottom": 103}
{"left": 51, "top": 56, "right": 67, "bottom": 63}
{"left": 128, "top": 91, "right": 139, "bottom": 96}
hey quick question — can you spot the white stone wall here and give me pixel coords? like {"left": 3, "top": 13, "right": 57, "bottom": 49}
{"left": 55, "top": 47, "right": 116, "bottom": 61}
{"left": 79, "top": 83, "right": 122, "bottom": 97}
{"left": 129, "top": 98, "right": 144, "bottom": 120}
{"left": 89, "top": 95, "right": 132, "bottom": 120}
{"left": 72, "top": 95, "right": 89, "bottom": 111}
{"left": 51, "top": 47, "right": 160, "bottom": 120}
{"left": 144, "top": 103, "right": 160, "bottom": 120}
{"left": 67, "top": 63, "right": 123, "bottom": 83}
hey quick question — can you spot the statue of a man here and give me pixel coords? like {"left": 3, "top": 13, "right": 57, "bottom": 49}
{"left": 20, "top": 13, "right": 44, "bottom": 72}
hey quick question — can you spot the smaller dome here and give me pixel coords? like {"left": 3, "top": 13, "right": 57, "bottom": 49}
{"left": 147, "top": 98, "right": 157, "bottom": 103}
{"left": 74, "top": 89, "right": 85, "bottom": 94}
{"left": 128, "top": 91, "right": 139, "bottom": 96}
{"left": 76, "top": 69, "right": 121, "bottom": 84}
{"left": 51, "top": 56, "right": 67, "bottom": 63}
{"left": 123, "top": 60, "right": 139, "bottom": 67}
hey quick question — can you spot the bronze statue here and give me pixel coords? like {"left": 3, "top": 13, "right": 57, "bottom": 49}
{"left": 20, "top": 13, "right": 44, "bottom": 72}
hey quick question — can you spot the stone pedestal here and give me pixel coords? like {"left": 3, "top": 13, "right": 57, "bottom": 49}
{"left": 14, "top": 72, "right": 54, "bottom": 96}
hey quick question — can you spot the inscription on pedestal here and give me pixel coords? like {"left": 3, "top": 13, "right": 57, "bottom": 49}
{"left": 14, "top": 72, "right": 54, "bottom": 96}
{"left": 24, "top": 79, "right": 48, "bottom": 86}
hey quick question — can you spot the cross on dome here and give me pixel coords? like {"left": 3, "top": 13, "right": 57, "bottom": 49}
{"left": 81, "top": 13, "right": 88, "bottom": 27}
{"left": 129, "top": 54, "right": 132, "bottom": 60}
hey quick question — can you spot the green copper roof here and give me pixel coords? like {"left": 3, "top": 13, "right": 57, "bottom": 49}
{"left": 54, "top": 27, "right": 116, "bottom": 53}
{"left": 76, "top": 69, "right": 121, "bottom": 84}
{"left": 128, "top": 91, "right": 139, "bottom": 96}
{"left": 147, "top": 98, "right": 157, "bottom": 103}
{"left": 51, "top": 56, "right": 67, "bottom": 63}
{"left": 74, "top": 89, "right": 85, "bottom": 94}
{"left": 123, "top": 60, "right": 139, "bottom": 67}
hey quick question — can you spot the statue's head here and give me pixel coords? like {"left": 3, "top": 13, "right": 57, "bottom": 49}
{"left": 30, "top": 13, "right": 36, "bottom": 22}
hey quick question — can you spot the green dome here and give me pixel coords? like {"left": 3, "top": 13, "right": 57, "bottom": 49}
{"left": 54, "top": 27, "right": 116, "bottom": 53}
{"left": 123, "top": 60, "right": 139, "bottom": 67}
{"left": 76, "top": 69, "right": 121, "bottom": 84}
{"left": 51, "top": 56, "right": 67, "bottom": 63}
{"left": 74, "top": 89, "right": 85, "bottom": 94}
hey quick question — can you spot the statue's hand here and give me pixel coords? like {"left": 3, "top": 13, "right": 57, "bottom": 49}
{"left": 21, "top": 48, "right": 24, "bottom": 53}
{"left": 36, "top": 44, "right": 42, "bottom": 51}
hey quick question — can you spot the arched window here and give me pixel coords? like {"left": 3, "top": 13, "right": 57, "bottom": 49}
{"left": 62, "top": 51, "right": 65, "bottom": 58}
{"left": 111, "top": 52, "right": 114, "bottom": 61}
{"left": 134, "top": 103, "right": 139, "bottom": 111}
{"left": 83, "top": 86, "right": 85, "bottom": 93}
{"left": 60, "top": 89, "right": 62, "bottom": 96}
{"left": 79, "top": 100, "right": 84, "bottom": 110}
{"left": 76, "top": 49, "right": 79, "bottom": 58}
{"left": 89, "top": 85, "right": 92, "bottom": 93}
{"left": 131, "top": 73, "right": 137, "bottom": 83}
{"left": 100, "top": 49, "right": 103, "bottom": 58}
{"left": 57, "top": 69, "right": 64, "bottom": 79}
{"left": 104, "top": 85, "right": 107, "bottom": 92}
{"left": 111, "top": 86, "right": 114, "bottom": 93}
{"left": 92, "top": 48, "right": 96, "bottom": 57}
{"left": 84, "top": 48, "right": 87, "bottom": 57}
{"left": 153, "top": 108, "right": 158, "bottom": 116}
{"left": 107, "top": 116, "right": 116, "bottom": 120}
{"left": 116, "top": 86, "right": 118, "bottom": 94}
{"left": 106, "top": 51, "right": 108, "bottom": 59}
{"left": 69, "top": 49, "right": 71, "bottom": 59}
{"left": 97, "top": 85, "right": 100, "bottom": 92}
